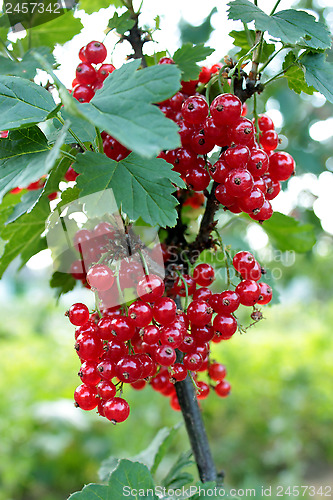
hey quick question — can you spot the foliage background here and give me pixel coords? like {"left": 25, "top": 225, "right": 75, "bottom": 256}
{"left": 0, "top": 0, "right": 333, "bottom": 499}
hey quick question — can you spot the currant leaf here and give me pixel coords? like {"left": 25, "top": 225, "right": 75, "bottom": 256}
{"left": 173, "top": 43, "right": 215, "bottom": 81}
{"left": 73, "top": 60, "right": 181, "bottom": 158}
{"left": 229, "top": 30, "right": 275, "bottom": 63}
{"left": 74, "top": 151, "right": 185, "bottom": 227}
{"left": 259, "top": 212, "right": 316, "bottom": 253}
{"left": 78, "top": 0, "right": 122, "bottom": 15}
{"left": 0, "top": 47, "right": 56, "bottom": 79}
{"left": 0, "top": 76, "right": 56, "bottom": 131}
{"left": 282, "top": 52, "right": 315, "bottom": 95}
{"left": 50, "top": 271, "right": 76, "bottom": 299}
{"left": 302, "top": 52, "right": 333, "bottom": 103}
{"left": 107, "top": 11, "right": 135, "bottom": 35}
{"left": 227, "top": 0, "right": 331, "bottom": 50}
{"left": 0, "top": 122, "right": 69, "bottom": 203}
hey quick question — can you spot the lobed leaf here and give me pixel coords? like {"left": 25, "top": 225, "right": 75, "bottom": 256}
{"left": 227, "top": 0, "right": 331, "bottom": 50}
{"left": 302, "top": 52, "right": 333, "bottom": 103}
{"left": 74, "top": 60, "right": 181, "bottom": 158}
{"left": 282, "top": 51, "right": 315, "bottom": 95}
{"left": 74, "top": 151, "right": 185, "bottom": 227}
{"left": 260, "top": 212, "right": 316, "bottom": 253}
{"left": 0, "top": 75, "right": 56, "bottom": 131}
{"left": 173, "top": 43, "right": 215, "bottom": 81}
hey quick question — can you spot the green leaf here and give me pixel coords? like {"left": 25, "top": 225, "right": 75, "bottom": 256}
{"left": 132, "top": 423, "right": 182, "bottom": 475}
{"left": 180, "top": 7, "right": 217, "bottom": 45}
{"left": 75, "top": 151, "right": 185, "bottom": 227}
{"left": 70, "top": 460, "right": 157, "bottom": 500}
{"left": 0, "top": 122, "right": 69, "bottom": 203}
{"left": 19, "top": 12, "right": 83, "bottom": 50}
{"left": 162, "top": 450, "right": 194, "bottom": 490}
{"left": 227, "top": 0, "right": 331, "bottom": 50}
{"left": 6, "top": 189, "right": 42, "bottom": 224}
{"left": 78, "top": 0, "right": 122, "bottom": 15}
{"left": 98, "top": 456, "right": 120, "bottom": 482}
{"left": 144, "top": 51, "right": 166, "bottom": 67}
{"left": 302, "top": 52, "right": 333, "bottom": 103}
{"left": 260, "top": 212, "right": 316, "bottom": 253}
{"left": 0, "top": 196, "right": 49, "bottom": 277}
{"left": 229, "top": 30, "right": 275, "bottom": 63}
{"left": 0, "top": 75, "right": 56, "bottom": 130}
{"left": 0, "top": 47, "right": 56, "bottom": 79}
{"left": 0, "top": 127, "right": 49, "bottom": 202}
{"left": 282, "top": 51, "right": 315, "bottom": 95}
{"left": 107, "top": 11, "right": 135, "bottom": 35}
{"left": 50, "top": 271, "right": 76, "bottom": 298}
{"left": 75, "top": 60, "right": 181, "bottom": 158}
{"left": 173, "top": 43, "right": 215, "bottom": 81}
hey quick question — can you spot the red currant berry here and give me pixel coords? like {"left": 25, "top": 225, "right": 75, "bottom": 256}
{"left": 159, "top": 325, "right": 184, "bottom": 348}
{"left": 233, "top": 251, "right": 255, "bottom": 273}
{"left": 215, "top": 184, "right": 237, "bottom": 207}
{"left": 238, "top": 188, "right": 265, "bottom": 214}
{"left": 193, "top": 287, "right": 212, "bottom": 302}
{"left": 76, "top": 62, "right": 97, "bottom": 86}
{"left": 74, "top": 383, "right": 98, "bottom": 410}
{"left": 68, "top": 303, "right": 89, "bottom": 326}
{"left": 116, "top": 355, "right": 143, "bottom": 383}
{"left": 213, "top": 314, "right": 237, "bottom": 340}
{"left": 141, "top": 324, "right": 161, "bottom": 345}
{"left": 169, "top": 363, "right": 188, "bottom": 383}
{"left": 131, "top": 379, "right": 147, "bottom": 390}
{"left": 128, "top": 300, "right": 153, "bottom": 328}
{"left": 249, "top": 199, "right": 273, "bottom": 222}
{"left": 104, "top": 340, "right": 128, "bottom": 363}
{"left": 97, "top": 63, "right": 115, "bottom": 81}
{"left": 172, "top": 275, "right": 196, "bottom": 297}
{"left": 97, "top": 380, "right": 117, "bottom": 400}
{"left": 178, "top": 334, "right": 197, "bottom": 354}
{"left": 209, "top": 158, "right": 230, "bottom": 184}
{"left": 225, "top": 168, "right": 254, "bottom": 197}
{"left": 203, "top": 117, "right": 228, "bottom": 147}
{"left": 154, "top": 345, "right": 177, "bottom": 366}
{"left": 137, "top": 274, "right": 165, "bottom": 302}
{"left": 192, "top": 324, "right": 215, "bottom": 343}
{"left": 260, "top": 129, "right": 279, "bottom": 151}
{"left": 187, "top": 300, "right": 213, "bottom": 326}
{"left": 210, "top": 93, "right": 242, "bottom": 125}
{"left": 97, "top": 360, "right": 115, "bottom": 381}
{"left": 257, "top": 282, "right": 273, "bottom": 304}
{"left": 65, "top": 166, "right": 79, "bottom": 182}
{"left": 247, "top": 148, "right": 269, "bottom": 178}
{"left": 153, "top": 297, "right": 177, "bottom": 325}
{"left": 208, "top": 362, "right": 227, "bottom": 381}
{"left": 181, "top": 95, "right": 209, "bottom": 125}
{"left": 185, "top": 165, "right": 210, "bottom": 191}
{"left": 103, "top": 397, "right": 130, "bottom": 423}
{"left": 239, "top": 259, "right": 262, "bottom": 281}
{"left": 269, "top": 151, "right": 295, "bottom": 181}
{"left": 110, "top": 316, "right": 136, "bottom": 342}
{"left": 87, "top": 264, "right": 114, "bottom": 291}
{"left": 258, "top": 114, "right": 274, "bottom": 132}
{"left": 79, "top": 46, "right": 87, "bottom": 62}
{"left": 190, "top": 130, "right": 215, "bottom": 155}
{"left": 85, "top": 41, "right": 107, "bottom": 64}
{"left": 235, "top": 279, "right": 260, "bottom": 306}
{"left": 211, "top": 290, "right": 240, "bottom": 314}
{"left": 192, "top": 263, "right": 215, "bottom": 286}
{"left": 265, "top": 177, "right": 281, "bottom": 200}
{"left": 199, "top": 66, "right": 211, "bottom": 83}
{"left": 78, "top": 361, "right": 101, "bottom": 386}
{"left": 75, "top": 335, "right": 104, "bottom": 361}
{"left": 223, "top": 145, "right": 250, "bottom": 170}
{"left": 215, "top": 380, "right": 231, "bottom": 397}
{"left": 183, "top": 352, "right": 203, "bottom": 371}
{"left": 170, "top": 393, "right": 181, "bottom": 411}
{"left": 173, "top": 147, "right": 198, "bottom": 174}
{"left": 158, "top": 56, "right": 174, "bottom": 64}
{"left": 197, "top": 381, "right": 210, "bottom": 399}
{"left": 227, "top": 118, "right": 255, "bottom": 147}
{"left": 72, "top": 84, "right": 95, "bottom": 103}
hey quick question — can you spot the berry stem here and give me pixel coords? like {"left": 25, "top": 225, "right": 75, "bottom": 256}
{"left": 175, "top": 369, "right": 218, "bottom": 483}
{"left": 57, "top": 116, "right": 88, "bottom": 152}
{"left": 175, "top": 270, "right": 189, "bottom": 310}
{"left": 263, "top": 63, "right": 296, "bottom": 87}
{"left": 270, "top": 0, "right": 282, "bottom": 15}
{"left": 94, "top": 291, "right": 103, "bottom": 318}
{"left": 95, "top": 127, "right": 104, "bottom": 154}
{"left": 60, "top": 150, "right": 77, "bottom": 162}
{"left": 137, "top": 248, "right": 149, "bottom": 276}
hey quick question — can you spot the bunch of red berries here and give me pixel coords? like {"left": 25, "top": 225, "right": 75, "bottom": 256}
{"left": 155, "top": 60, "right": 295, "bottom": 221}
{"left": 67, "top": 244, "right": 271, "bottom": 423}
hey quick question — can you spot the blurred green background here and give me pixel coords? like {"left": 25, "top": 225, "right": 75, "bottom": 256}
{"left": 1, "top": 0, "right": 333, "bottom": 498}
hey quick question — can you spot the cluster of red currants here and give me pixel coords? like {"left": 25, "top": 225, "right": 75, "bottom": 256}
{"left": 67, "top": 246, "right": 272, "bottom": 423}
{"left": 156, "top": 56, "right": 295, "bottom": 222}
